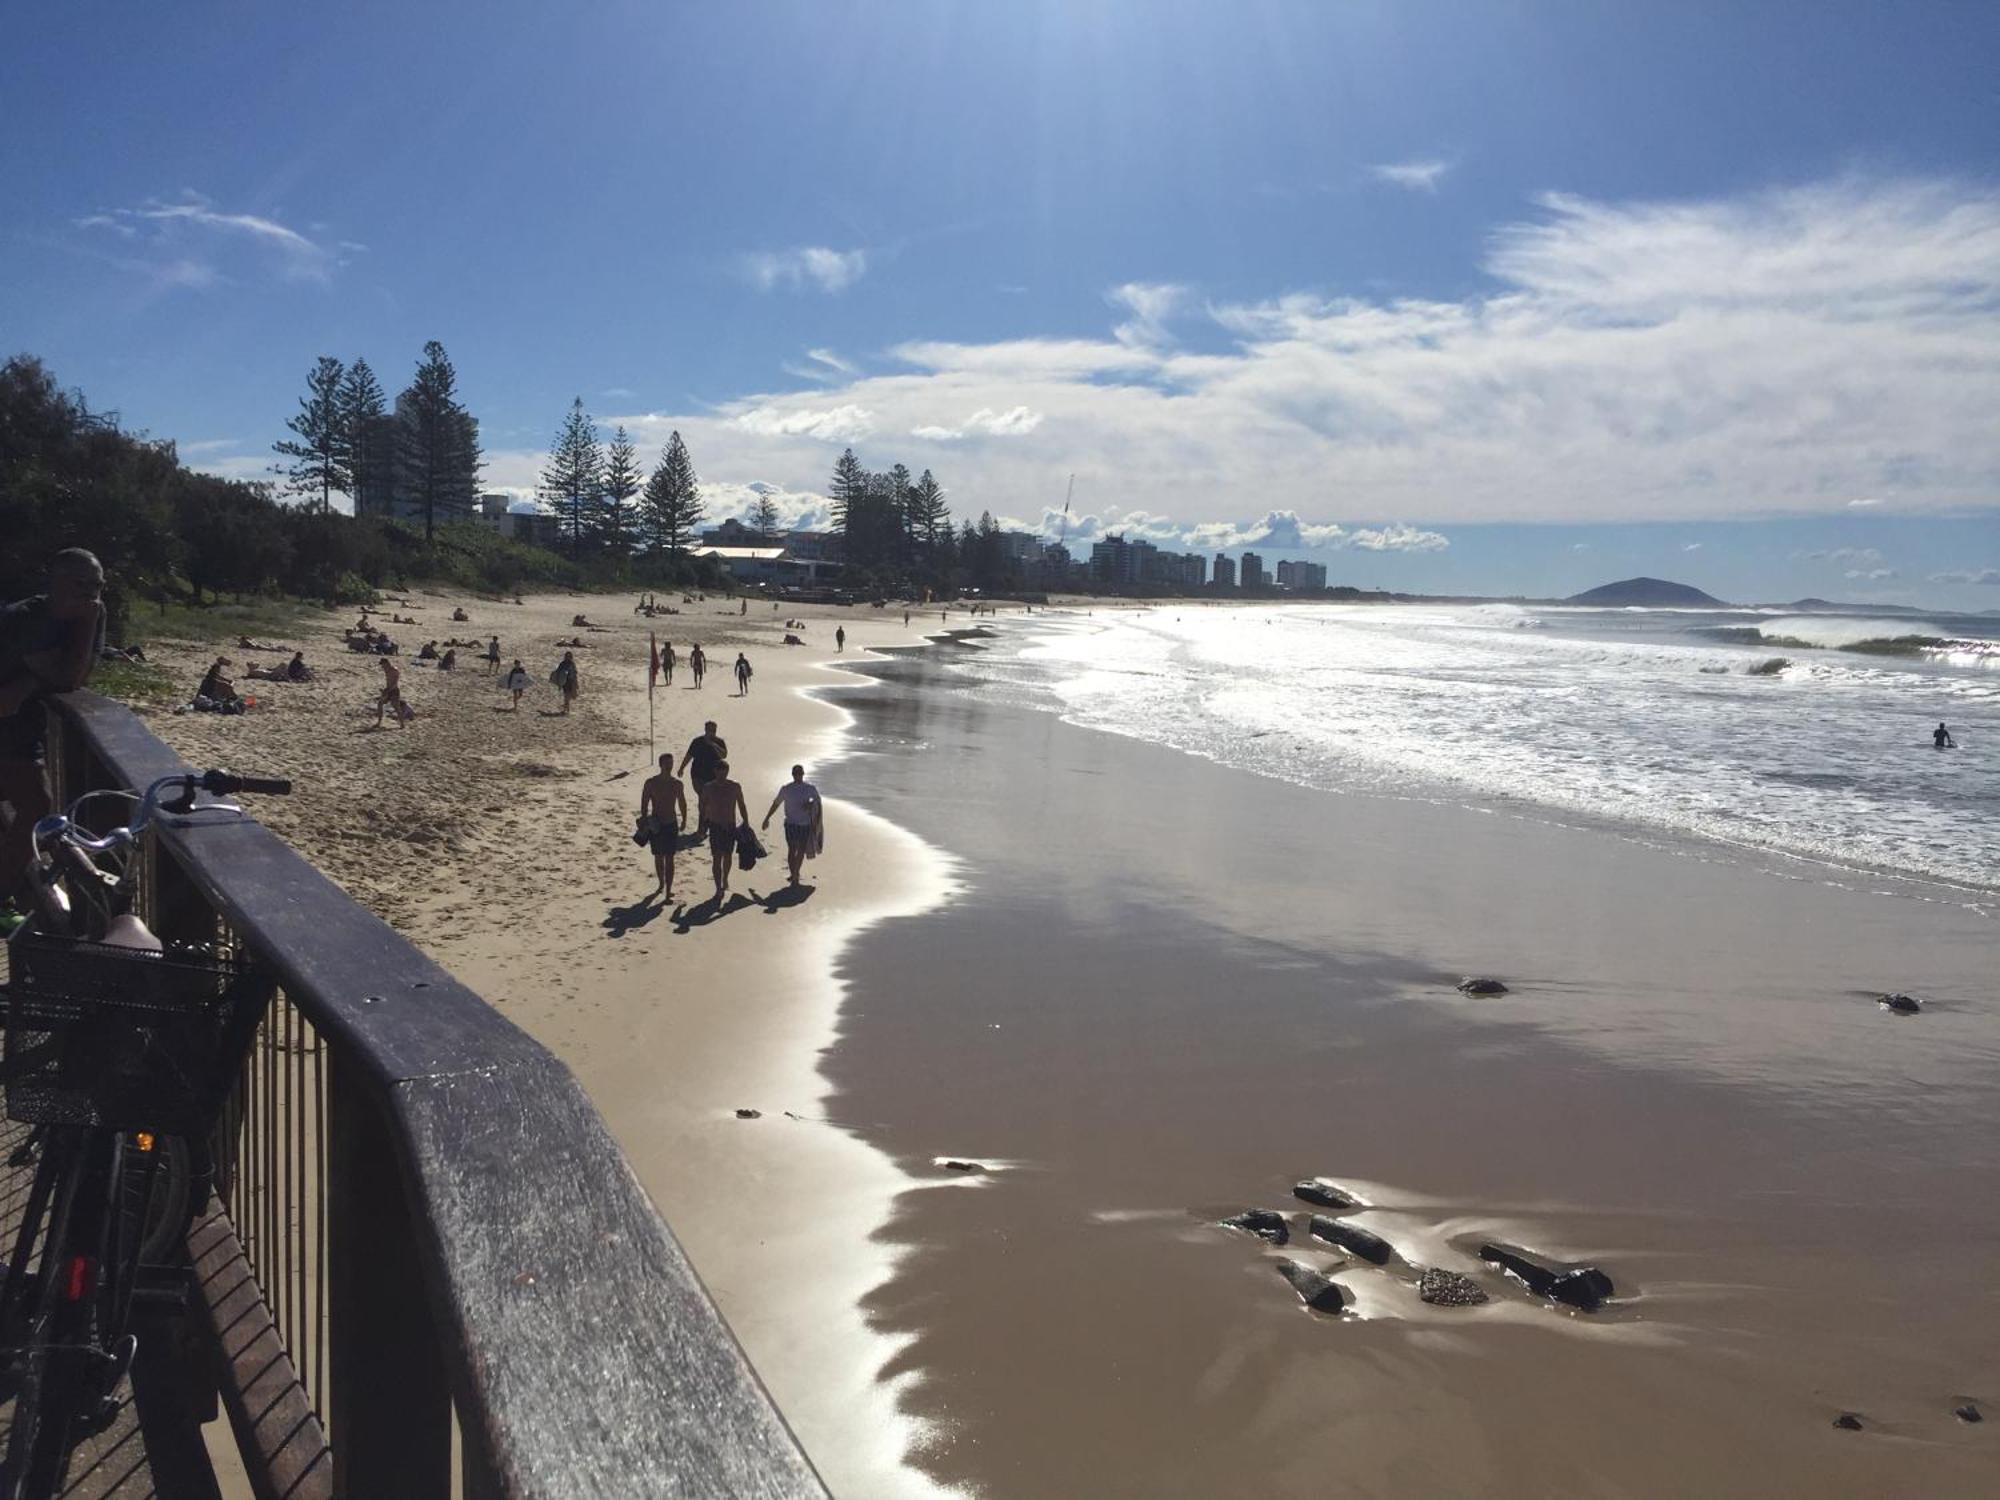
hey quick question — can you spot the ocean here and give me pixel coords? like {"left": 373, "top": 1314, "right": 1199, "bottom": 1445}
{"left": 947, "top": 603, "right": 2000, "bottom": 900}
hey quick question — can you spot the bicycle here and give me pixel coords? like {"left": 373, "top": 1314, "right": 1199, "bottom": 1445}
{"left": 0, "top": 766, "right": 288, "bottom": 1498}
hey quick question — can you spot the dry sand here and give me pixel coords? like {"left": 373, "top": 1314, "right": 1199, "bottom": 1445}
{"left": 141, "top": 587, "right": 985, "bottom": 1497}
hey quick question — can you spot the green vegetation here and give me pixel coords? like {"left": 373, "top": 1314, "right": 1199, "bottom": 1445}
{"left": 1, "top": 355, "right": 729, "bottom": 650}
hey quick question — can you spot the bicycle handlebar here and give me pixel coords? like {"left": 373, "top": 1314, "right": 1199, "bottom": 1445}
{"left": 33, "top": 768, "right": 291, "bottom": 860}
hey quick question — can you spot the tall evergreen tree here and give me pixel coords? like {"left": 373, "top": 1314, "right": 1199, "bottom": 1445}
{"left": 751, "top": 492, "right": 782, "bottom": 540}
{"left": 597, "top": 425, "right": 641, "bottom": 557}
{"left": 886, "top": 462, "right": 913, "bottom": 564}
{"left": 827, "top": 447, "right": 869, "bottom": 548}
{"left": 272, "top": 356, "right": 350, "bottom": 513}
{"left": 338, "top": 359, "right": 391, "bottom": 517}
{"left": 539, "top": 399, "right": 603, "bottom": 555}
{"left": 641, "top": 431, "right": 702, "bottom": 555}
{"left": 908, "top": 469, "right": 949, "bottom": 553}
{"left": 396, "top": 341, "right": 480, "bottom": 540}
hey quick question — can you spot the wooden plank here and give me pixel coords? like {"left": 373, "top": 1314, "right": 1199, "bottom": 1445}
{"left": 54, "top": 694, "right": 828, "bottom": 1498}
{"left": 188, "top": 1193, "right": 332, "bottom": 1500}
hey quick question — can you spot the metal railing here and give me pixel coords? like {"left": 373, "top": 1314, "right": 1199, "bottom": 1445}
{"left": 43, "top": 692, "right": 827, "bottom": 1499}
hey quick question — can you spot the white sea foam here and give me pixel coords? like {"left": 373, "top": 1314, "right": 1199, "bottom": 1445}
{"left": 956, "top": 604, "right": 2000, "bottom": 894}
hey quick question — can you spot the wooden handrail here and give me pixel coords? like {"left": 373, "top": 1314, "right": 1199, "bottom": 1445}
{"left": 50, "top": 691, "right": 827, "bottom": 1499}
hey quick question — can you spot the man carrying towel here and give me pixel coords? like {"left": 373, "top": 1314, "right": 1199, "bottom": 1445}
{"left": 761, "top": 764, "right": 822, "bottom": 888}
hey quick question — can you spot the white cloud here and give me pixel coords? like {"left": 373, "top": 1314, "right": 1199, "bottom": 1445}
{"left": 1844, "top": 567, "right": 1898, "bottom": 580}
{"left": 1928, "top": 567, "right": 2000, "bottom": 584}
{"left": 1798, "top": 546, "right": 1884, "bottom": 565}
{"left": 1570, "top": 542, "right": 1592, "bottom": 552}
{"left": 1683, "top": 542, "right": 1704, "bottom": 551}
{"left": 909, "top": 405, "right": 1045, "bottom": 441}
{"left": 732, "top": 403, "right": 876, "bottom": 442}
{"left": 740, "top": 246, "right": 868, "bottom": 294}
{"left": 1846, "top": 497, "right": 1884, "bottom": 508}
{"left": 75, "top": 192, "right": 340, "bottom": 286}
{"left": 556, "top": 176, "right": 2000, "bottom": 545}
{"left": 1369, "top": 158, "right": 1452, "bottom": 193}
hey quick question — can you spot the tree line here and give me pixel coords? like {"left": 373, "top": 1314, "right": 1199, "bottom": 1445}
{"left": 538, "top": 399, "right": 706, "bottom": 559}
{"left": 272, "top": 342, "right": 481, "bottom": 540}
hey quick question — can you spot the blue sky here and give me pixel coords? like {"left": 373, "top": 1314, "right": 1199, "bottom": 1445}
{"left": 4, "top": 0, "right": 1998, "bottom": 607}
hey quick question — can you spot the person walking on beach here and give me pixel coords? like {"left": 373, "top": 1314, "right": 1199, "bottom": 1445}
{"left": 698, "top": 759, "right": 750, "bottom": 901}
{"left": 734, "top": 652, "right": 753, "bottom": 695}
{"left": 375, "top": 656, "right": 408, "bottom": 727}
{"left": 1935, "top": 721, "right": 1955, "bottom": 749}
{"left": 679, "top": 721, "right": 728, "bottom": 833}
{"left": 661, "top": 640, "right": 676, "bottom": 686}
{"left": 637, "top": 753, "right": 688, "bottom": 898}
{"left": 689, "top": 643, "right": 707, "bottom": 688}
{"left": 503, "top": 659, "right": 530, "bottom": 711}
{"left": 551, "top": 650, "right": 580, "bottom": 715}
{"left": 835, "top": 626, "right": 845, "bottom": 653}
{"left": 0, "top": 548, "right": 105, "bottom": 931}
{"left": 484, "top": 636, "right": 501, "bottom": 673}
{"left": 761, "top": 764, "right": 822, "bottom": 887}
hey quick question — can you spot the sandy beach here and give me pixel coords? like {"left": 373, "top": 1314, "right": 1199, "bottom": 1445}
{"left": 136, "top": 593, "right": 1999, "bottom": 1498}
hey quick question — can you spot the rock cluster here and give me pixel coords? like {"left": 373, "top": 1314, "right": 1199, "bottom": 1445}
{"left": 1456, "top": 977, "right": 1509, "bottom": 996}
{"left": 1219, "top": 1209, "right": 1289, "bottom": 1245}
{"left": 1418, "top": 1267, "right": 1489, "bottom": 1307}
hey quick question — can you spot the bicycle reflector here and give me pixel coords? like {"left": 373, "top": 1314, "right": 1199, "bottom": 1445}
{"left": 64, "top": 1256, "right": 95, "bottom": 1303}
{"left": 134, "top": 1133, "right": 155, "bottom": 1153}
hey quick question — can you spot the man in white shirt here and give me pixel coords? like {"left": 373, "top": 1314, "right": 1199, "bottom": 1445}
{"left": 761, "top": 764, "right": 822, "bottom": 887}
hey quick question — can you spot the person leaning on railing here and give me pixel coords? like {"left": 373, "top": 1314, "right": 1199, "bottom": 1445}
{"left": 0, "top": 548, "right": 107, "bottom": 934}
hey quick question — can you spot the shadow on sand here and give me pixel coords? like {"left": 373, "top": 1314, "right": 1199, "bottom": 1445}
{"left": 752, "top": 884, "right": 815, "bottom": 914}
{"left": 602, "top": 892, "right": 668, "bottom": 938}
{"left": 672, "top": 893, "right": 755, "bottom": 932}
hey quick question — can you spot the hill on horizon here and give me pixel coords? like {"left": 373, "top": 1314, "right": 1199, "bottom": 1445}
{"left": 1566, "top": 577, "right": 1728, "bottom": 608}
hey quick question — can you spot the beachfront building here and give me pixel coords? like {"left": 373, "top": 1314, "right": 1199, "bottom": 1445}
{"left": 691, "top": 533, "right": 846, "bottom": 586}
{"left": 1213, "top": 554, "right": 1237, "bottom": 589}
{"left": 1240, "top": 552, "right": 1267, "bottom": 589}
{"left": 474, "top": 493, "right": 562, "bottom": 548}
{"left": 1275, "top": 559, "right": 1328, "bottom": 591}
{"left": 1089, "top": 533, "right": 1208, "bottom": 591}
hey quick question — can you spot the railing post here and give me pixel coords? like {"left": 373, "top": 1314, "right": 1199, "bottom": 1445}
{"left": 329, "top": 1061, "right": 451, "bottom": 1498}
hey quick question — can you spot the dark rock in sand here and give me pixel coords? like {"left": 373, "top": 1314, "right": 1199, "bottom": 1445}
{"left": 939, "top": 1159, "right": 985, "bottom": 1173}
{"left": 1309, "top": 1214, "right": 1393, "bottom": 1265}
{"left": 1954, "top": 1402, "right": 1983, "bottom": 1424}
{"left": 1478, "top": 1243, "right": 1615, "bottom": 1310}
{"left": 1275, "top": 1258, "right": 1345, "bottom": 1313}
{"left": 1832, "top": 1412, "right": 1864, "bottom": 1431}
{"left": 1879, "top": 992, "right": 1923, "bottom": 1015}
{"left": 734, "top": 1108, "right": 762, "bottom": 1119}
{"left": 1293, "top": 1180, "right": 1361, "bottom": 1212}
{"left": 1456, "top": 977, "right": 1509, "bottom": 996}
{"left": 1418, "top": 1267, "right": 1489, "bottom": 1307}
{"left": 1221, "top": 1209, "right": 1289, "bottom": 1245}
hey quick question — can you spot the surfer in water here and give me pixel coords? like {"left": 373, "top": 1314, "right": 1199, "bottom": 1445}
{"left": 1934, "top": 722, "right": 1955, "bottom": 749}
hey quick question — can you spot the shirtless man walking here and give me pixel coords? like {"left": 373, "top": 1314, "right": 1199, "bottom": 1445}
{"left": 637, "top": 753, "right": 688, "bottom": 898}
{"left": 698, "top": 760, "right": 750, "bottom": 902}
{"left": 375, "top": 656, "right": 407, "bottom": 727}
{"left": 678, "top": 720, "right": 727, "bottom": 834}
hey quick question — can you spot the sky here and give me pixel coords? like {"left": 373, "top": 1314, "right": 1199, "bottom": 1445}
{"left": 4, "top": 0, "right": 1998, "bottom": 608}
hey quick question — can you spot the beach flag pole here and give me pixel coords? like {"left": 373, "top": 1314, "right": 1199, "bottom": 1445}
{"left": 647, "top": 630, "right": 659, "bottom": 760}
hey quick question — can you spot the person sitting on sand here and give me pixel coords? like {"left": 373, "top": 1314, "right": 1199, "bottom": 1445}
{"left": 503, "top": 659, "right": 530, "bottom": 710}
{"left": 783, "top": 633, "right": 803, "bottom": 646}
{"left": 553, "top": 651, "right": 580, "bottom": 715}
{"left": 484, "top": 636, "right": 501, "bottom": 673}
{"left": 678, "top": 721, "right": 727, "bottom": 833}
{"left": 196, "top": 656, "right": 238, "bottom": 705}
{"left": 1935, "top": 721, "right": 1955, "bottom": 749}
{"left": 376, "top": 657, "right": 409, "bottom": 727}
{"left": 440, "top": 648, "right": 457, "bottom": 672}
{"left": 452, "top": 607, "right": 469, "bottom": 623}
{"left": 285, "top": 651, "right": 310, "bottom": 682}
{"left": 637, "top": 753, "right": 688, "bottom": 897}
{"left": 571, "top": 613, "right": 591, "bottom": 629}
{"left": 734, "top": 653, "right": 753, "bottom": 695}
{"left": 698, "top": 759, "right": 750, "bottom": 902}
{"left": 418, "top": 640, "right": 439, "bottom": 661}
{"left": 761, "top": 764, "right": 822, "bottom": 888}
{"left": 689, "top": 644, "right": 707, "bottom": 688}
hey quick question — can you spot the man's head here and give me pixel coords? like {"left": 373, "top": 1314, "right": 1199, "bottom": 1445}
{"left": 47, "top": 549, "right": 104, "bottom": 621}
{"left": 658, "top": 753, "right": 672, "bottom": 770}
{"left": 791, "top": 764, "right": 805, "bottom": 781}
{"left": 715, "top": 760, "right": 729, "bottom": 778}
{"left": 704, "top": 720, "right": 717, "bottom": 736}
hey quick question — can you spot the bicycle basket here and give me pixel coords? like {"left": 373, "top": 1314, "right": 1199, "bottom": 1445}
{"left": 4, "top": 927, "right": 253, "bottom": 1134}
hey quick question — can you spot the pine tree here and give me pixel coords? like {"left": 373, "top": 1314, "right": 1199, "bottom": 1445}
{"left": 828, "top": 448, "right": 869, "bottom": 549}
{"left": 539, "top": 399, "right": 603, "bottom": 555}
{"left": 338, "top": 359, "right": 390, "bottom": 517}
{"left": 597, "top": 425, "right": 641, "bottom": 557}
{"left": 887, "top": 463, "right": 913, "bottom": 565}
{"left": 396, "top": 341, "right": 479, "bottom": 540}
{"left": 641, "top": 430, "right": 702, "bottom": 556}
{"left": 751, "top": 492, "right": 782, "bottom": 541}
{"left": 909, "top": 469, "right": 949, "bottom": 554}
{"left": 272, "top": 356, "right": 350, "bottom": 513}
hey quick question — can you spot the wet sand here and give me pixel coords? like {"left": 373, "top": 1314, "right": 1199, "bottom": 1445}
{"left": 817, "top": 644, "right": 1999, "bottom": 1497}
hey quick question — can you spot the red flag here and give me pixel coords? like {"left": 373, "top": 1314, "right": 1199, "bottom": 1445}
{"left": 648, "top": 631, "right": 659, "bottom": 692}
